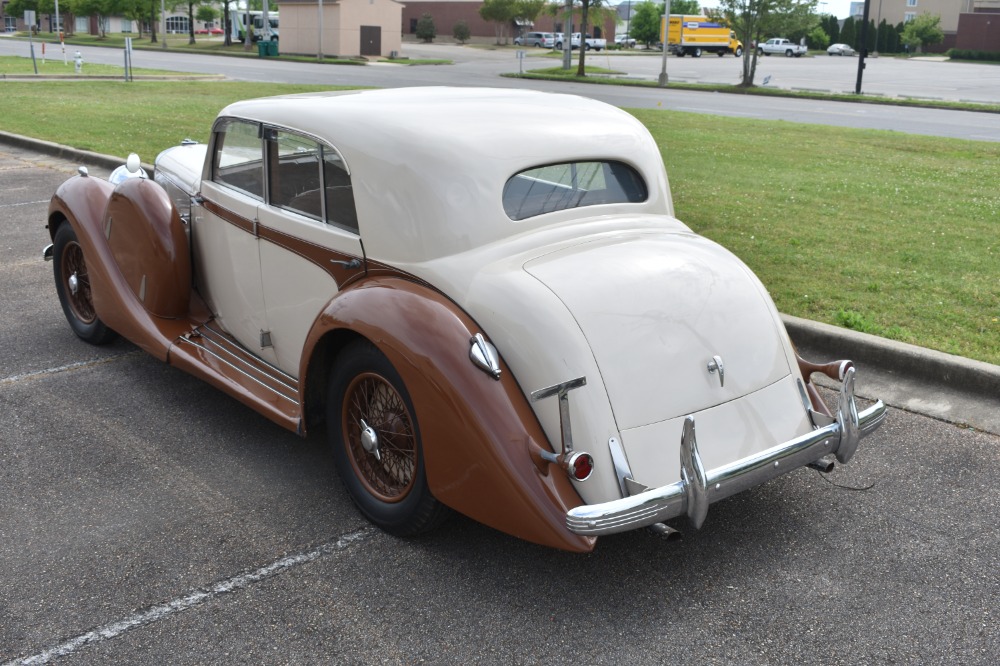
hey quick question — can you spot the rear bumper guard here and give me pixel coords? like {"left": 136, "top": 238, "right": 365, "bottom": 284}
{"left": 566, "top": 367, "right": 886, "bottom": 536}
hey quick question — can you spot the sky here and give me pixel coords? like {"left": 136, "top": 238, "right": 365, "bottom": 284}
{"left": 682, "top": 0, "right": 857, "bottom": 20}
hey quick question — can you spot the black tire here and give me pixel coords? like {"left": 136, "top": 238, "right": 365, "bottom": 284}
{"left": 717, "top": 50, "right": 724, "bottom": 57}
{"left": 758, "top": 47, "right": 764, "bottom": 56}
{"left": 327, "top": 340, "right": 447, "bottom": 536}
{"left": 555, "top": 41, "right": 562, "bottom": 50}
{"left": 735, "top": 46, "right": 743, "bottom": 57}
{"left": 785, "top": 49, "right": 793, "bottom": 57}
{"left": 52, "top": 223, "right": 117, "bottom": 345}
{"left": 693, "top": 47, "right": 702, "bottom": 57}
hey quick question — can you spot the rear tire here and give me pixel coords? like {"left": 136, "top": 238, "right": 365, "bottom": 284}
{"left": 52, "top": 223, "right": 117, "bottom": 345}
{"left": 327, "top": 340, "right": 447, "bottom": 536}
{"left": 785, "top": 49, "right": 793, "bottom": 57}
{"left": 693, "top": 47, "right": 702, "bottom": 57}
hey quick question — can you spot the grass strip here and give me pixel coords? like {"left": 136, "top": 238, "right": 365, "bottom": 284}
{"left": 0, "top": 55, "right": 196, "bottom": 77}
{"left": 3, "top": 80, "right": 997, "bottom": 364}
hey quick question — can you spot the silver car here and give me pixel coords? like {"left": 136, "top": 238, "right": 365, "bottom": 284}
{"left": 827, "top": 43, "right": 856, "bottom": 56}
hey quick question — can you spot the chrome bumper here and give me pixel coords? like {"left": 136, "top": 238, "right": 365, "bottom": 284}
{"left": 566, "top": 368, "right": 887, "bottom": 536}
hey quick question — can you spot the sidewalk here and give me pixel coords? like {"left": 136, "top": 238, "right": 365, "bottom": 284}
{"left": 7, "top": 130, "right": 999, "bottom": 435}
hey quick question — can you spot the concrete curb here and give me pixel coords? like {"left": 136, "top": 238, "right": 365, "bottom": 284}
{"left": 782, "top": 314, "right": 1000, "bottom": 398}
{"left": 0, "top": 129, "right": 130, "bottom": 173}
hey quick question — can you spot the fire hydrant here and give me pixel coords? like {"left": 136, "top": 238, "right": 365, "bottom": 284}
{"left": 73, "top": 50, "right": 83, "bottom": 74}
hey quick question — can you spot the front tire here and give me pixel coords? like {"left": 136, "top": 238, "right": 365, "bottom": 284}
{"left": 327, "top": 341, "right": 446, "bottom": 536}
{"left": 735, "top": 46, "right": 743, "bottom": 57}
{"left": 52, "top": 223, "right": 117, "bottom": 345}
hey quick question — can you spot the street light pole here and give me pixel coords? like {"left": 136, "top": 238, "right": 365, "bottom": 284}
{"left": 854, "top": 0, "right": 871, "bottom": 94}
{"left": 658, "top": 1, "right": 671, "bottom": 87}
{"left": 318, "top": 0, "right": 323, "bottom": 61}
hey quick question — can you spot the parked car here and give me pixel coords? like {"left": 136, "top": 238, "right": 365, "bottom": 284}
{"left": 194, "top": 27, "right": 224, "bottom": 35}
{"left": 614, "top": 34, "right": 636, "bottom": 48}
{"left": 44, "top": 88, "right": 885, "bottom": 552}
{"left": 758, "top": 38, "right": 808, "bottom": 57}
{"left": 514, "top": 31, "right": 556, "bottom": 48}
{"left": 827, "top": 43, "right": 856, "bottom": 56}
{"left": 555, "top": 33, "right": 606, "bottom": 50}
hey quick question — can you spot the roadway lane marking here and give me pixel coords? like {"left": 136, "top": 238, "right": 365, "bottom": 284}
{"left": 0, "top": 353, "right": 142, "bottom": 386}
{"left": 0, "top": 200, "right": 49, "bottom": 209}
{"left": 3, "top": 529, "right": 372, "bottom": 666}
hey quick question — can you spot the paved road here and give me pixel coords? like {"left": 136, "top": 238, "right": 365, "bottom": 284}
{"left": 2, "top": 146, "right": 999, "bottom": 664}
{"left": 3, "top": 38, "right": 1000, "bottom": 142}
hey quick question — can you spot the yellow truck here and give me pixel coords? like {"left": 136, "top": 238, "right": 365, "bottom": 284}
{"left": 661, "top": 15, "right": 743, "bottom": 57}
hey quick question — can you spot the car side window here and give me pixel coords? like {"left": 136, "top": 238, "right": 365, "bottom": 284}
{"left": 213, "top": 119, "right": 263, "bottom": 199}
{"left": 323, "top": 149, "right": 359, "bottom": 234}
{"left": 503, "top": 160, "right": 647, "bottom": 221}
{"left": 268, "top": 129, "right": 324, "bottom": 220}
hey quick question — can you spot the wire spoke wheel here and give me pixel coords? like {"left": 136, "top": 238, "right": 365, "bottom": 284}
{"left": 60, "top": 240, "right": 97, "bottom": 324}
{"left": 52, "top": 223, "right": 117, "bottom": 345}
{"left": 342, "top": 372, "right": 417, "bottom": 502}
{"left": 327, "top": 340, "right": 447, "bottom": 536}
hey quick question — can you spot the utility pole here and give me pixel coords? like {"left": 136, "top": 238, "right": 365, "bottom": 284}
{"left": 854, "top": 0, "right": 871, "bottom": 94}
{"left": 658, "top": 0, "right": 671, "bottom": 87}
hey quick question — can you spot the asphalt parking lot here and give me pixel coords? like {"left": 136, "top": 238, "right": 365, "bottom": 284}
{"left": 1, "top": 144, "right": 998, "bottom": 664}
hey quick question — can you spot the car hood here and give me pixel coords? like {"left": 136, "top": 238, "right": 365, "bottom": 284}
{"left": 522, "top": 231, "right": 791, "bottom": 430}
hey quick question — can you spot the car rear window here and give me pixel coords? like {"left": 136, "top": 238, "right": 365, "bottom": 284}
{"left": 503, "top": 161, "right": 647, "bottom": 221}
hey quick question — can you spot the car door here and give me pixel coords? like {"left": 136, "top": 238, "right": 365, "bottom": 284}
{"left": 192, "top": 117, "right": 277, "bottom": 364}
{"left": 255, "top": 126, "right": 365, "bottom": 377}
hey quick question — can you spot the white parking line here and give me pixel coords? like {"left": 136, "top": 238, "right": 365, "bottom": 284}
{"left": 0, "top": 353, "right": 141, "bottom": 386}
{"left": 0, "top": 200, "right": 50, "bottom": 209}
{"left": 3, "top": 529, "right": 371, "bottom": 666}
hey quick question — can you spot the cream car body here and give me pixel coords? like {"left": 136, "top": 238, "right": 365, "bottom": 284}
{"left": 46, "top": 87, "right": 885, "bottom": 550}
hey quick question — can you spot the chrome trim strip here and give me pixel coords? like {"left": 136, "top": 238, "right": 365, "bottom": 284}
{"left": 566, "top": 373, "right": 886, "bottom": 536}
{"left": 175, "top": 335, "right": 301, "bottom": 405}
{"left": 198, "top": 323, "right": 298, "bottom": 385}
{"left": 607, "top": 436, "right": 634, "bottom": 498}
{"left": 42, "top": 244, "right": 54, "bottom": 262}
{"left": 531, "top": 376, "right": 587, "bottom": 454}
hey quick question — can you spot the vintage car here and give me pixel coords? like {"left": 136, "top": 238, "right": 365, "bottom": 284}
{"left": 44, "top": 87, "right": 885, "bottom": 552}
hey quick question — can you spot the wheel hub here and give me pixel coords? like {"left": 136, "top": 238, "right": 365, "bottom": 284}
{"left": 68, "top": 272, "right": 79, "bottom": 296}
{"left": 359, "top": 418, "right": 381, "bottom": 461}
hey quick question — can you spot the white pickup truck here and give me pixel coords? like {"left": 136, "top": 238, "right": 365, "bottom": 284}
{"left": 555, "top": 32, "right": 606, "bottom": 51}
{"left": 757, "top": 38, "right": 807, "bottom": 57}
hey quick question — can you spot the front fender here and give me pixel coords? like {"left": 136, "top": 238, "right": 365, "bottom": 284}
{"left": 302, "top": 277, "right": 595, "bottom": 553}
{"left": 48, "top": 175, "right": 190, "bottom": 361}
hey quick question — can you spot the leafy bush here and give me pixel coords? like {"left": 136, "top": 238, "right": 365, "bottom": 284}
{"left": 416, "top": 13, "right": 436, "bottom": 43}
{"left": 947, "top": 49, "right": 1000, "bottom": 62}
{"left": 453, "top": 20, "right": 470, "bottom": 44}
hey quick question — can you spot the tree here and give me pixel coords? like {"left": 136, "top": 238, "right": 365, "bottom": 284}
{"left": 901, "top": 13, "right": 943, "bottom": 54}
{"left": 479, "top": 0, "right": 515, "bottom": 45}
{"left": 415, "top": 12, "right": 436, "bottom": 43}
{"left": 629, "top": 1, "right": 662, "bottom": 46}
{"left": 821, "top": 13, "right": 839, "bottom": 44}
{"left": 840, "top": 16, "right": 856, "bottom": 50}
{"left": 671, "top": 0, "right": 702, "bottom": 15}
{"left": 713, "top": 0, "right": 817, "bottom": 87}
{"left": 220, "top": 0, "right": 233, "bottom": 46}
{"left": 186, "top": 1, "right": 202, "bottom": 44}
{"left": 453, "top": 20, "right": 471, "bottom": 44}
{"left": 807, "top": 25, "right": 828, "bottom": 50}
{"left": 514, "top": 0, "right": 547, "bottom": 30}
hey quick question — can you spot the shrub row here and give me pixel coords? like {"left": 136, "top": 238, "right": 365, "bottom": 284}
{"left": 946, "top": 49, "right": 1000, "bottom": 62}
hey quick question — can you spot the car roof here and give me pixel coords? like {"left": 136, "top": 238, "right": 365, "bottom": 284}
{"left": 217, "top": 87, "right": 672, "bottom": 263}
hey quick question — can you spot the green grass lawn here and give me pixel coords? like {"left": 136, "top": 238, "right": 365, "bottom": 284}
{"left": 3, "top": 80, "right": 997, "bottom": 365}
{"left": 0, "top": 55, "right": 196, "bottom": 77}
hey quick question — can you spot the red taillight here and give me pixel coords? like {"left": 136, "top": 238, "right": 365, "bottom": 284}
{"left": 567, "top": 452, "right": 594, "bottom": 481}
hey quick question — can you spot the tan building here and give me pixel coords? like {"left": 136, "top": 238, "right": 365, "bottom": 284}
{"left": 277, "top": 0, "right": 404, "bottom": 57}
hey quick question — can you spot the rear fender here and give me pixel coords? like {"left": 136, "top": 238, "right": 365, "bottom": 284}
{"left": 48, "top": 175, "right": 193, "bottom": 360}
{"left": 302, "top": 278, "right": 595, "bottom": 553}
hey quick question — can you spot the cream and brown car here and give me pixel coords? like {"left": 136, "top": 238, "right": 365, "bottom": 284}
{"left": 44, "top": 88, "right": 886, "bottom": 552}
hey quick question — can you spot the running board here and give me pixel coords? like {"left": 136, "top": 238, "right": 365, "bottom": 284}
{"left": 168, "top": 321, "right": 303, "bottom": 435}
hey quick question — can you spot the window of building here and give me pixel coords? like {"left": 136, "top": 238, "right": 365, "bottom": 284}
{"left": 906, "top": 0, "right": 917, "bottom": 6}
{"left": 904, "top": 12, "right": 916, "bottom": 22}
{"left": 165, "top": 16, "right": 189, "bottom": 34}
{"left": 120, "top": 19, "right": 132, "bottom": 33}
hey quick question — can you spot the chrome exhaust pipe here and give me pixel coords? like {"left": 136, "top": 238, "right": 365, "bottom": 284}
{"left": 807, "top": 455, "right": 835, "bottom": 473}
